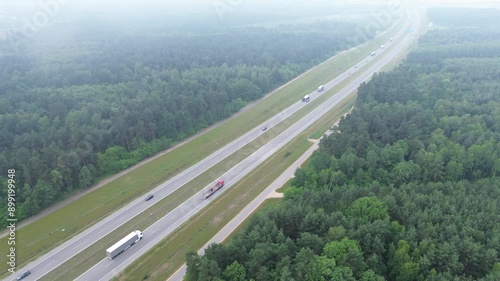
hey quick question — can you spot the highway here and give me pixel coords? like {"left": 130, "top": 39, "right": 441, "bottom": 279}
{"left": 167, "top": 16, "right": 421, "bottom": 281}
{"left": 5, "top": 50, "right": 343, "bottom": 281}
{"left": 5, "top": 11, "right": 419, "bottom": 281}
{"left": 75, "top": 14, "right": 419, "bottom": 281}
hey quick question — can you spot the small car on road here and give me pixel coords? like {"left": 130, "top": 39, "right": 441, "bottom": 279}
{"left": 16, "top": 270, "right": 30, "bottom": 280}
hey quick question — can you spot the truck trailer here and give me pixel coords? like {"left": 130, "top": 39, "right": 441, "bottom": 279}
{"left": 106, "top": 230, "right": 143, "bottom": 259}
{"left": 204, "top": 180, "right": 225, "bottom": 199}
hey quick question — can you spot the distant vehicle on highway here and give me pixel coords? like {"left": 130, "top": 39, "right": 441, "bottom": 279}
{"left": 145, "top": 194, "right": 154, "bottom": 201}
{"left": 16, "top": 270, "right": 30, "bottom": 280}
{"left": 302, "top": 95, "right": 310, "bottom": 102}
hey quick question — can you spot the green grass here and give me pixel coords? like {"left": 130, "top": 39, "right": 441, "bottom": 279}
{"left": 1, "top": 14, "right": 404, "bottom": 279}
{"left": 309, "top": 130, "right": 327, "bottom": 140}
{"left": 113, "top": 92, "right": 356, "bottom": 281}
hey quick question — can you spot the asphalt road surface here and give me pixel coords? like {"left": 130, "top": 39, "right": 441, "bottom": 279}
{"left": 5, "top": 11, "right": 419, "bottom": 281}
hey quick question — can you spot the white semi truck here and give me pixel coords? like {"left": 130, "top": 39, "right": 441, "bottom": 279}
{"left": 106, "top": 230, "right": 143, "bottom": 259}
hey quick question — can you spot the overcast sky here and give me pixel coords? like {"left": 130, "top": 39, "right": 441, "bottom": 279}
{"left": 0, "top": 0, "right": 336, "bottom": 15}
{"left": 0, "top": 0, "right": 358, "bottom": 30}
{"left": 1, "top": 0, "right": 497, "bottom": 16}
{"left": 0, "top": 0, "right": 497, "bottom": 26}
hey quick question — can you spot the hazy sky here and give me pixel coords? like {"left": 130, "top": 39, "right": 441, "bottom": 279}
{"left": 0, "top": 0, "right": 335, "bottom": 15}
{"left": 1, "top": 0, "right": 497, "bottom": 17}
{"left": 0, "top": 0, "right": 497, "bottom": 28}
{"left": 0, "top": 0, "right": 347, "bottom": 40}
{"left": 0, "top": 0, "right": 357, "bottom": 30}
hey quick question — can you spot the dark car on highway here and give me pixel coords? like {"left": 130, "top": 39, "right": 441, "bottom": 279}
{"left": 16, "top": 270, "right": 30, "bottom": 280}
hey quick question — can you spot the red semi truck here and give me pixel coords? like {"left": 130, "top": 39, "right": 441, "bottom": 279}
{"left": 204, "top": 180, "right": 225, "bottom": 199}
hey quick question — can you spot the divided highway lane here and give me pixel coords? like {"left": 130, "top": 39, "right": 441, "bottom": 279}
{"left": 76, "top": 19, "right": 418, "bottom": 281}
{"left": 4, "top": 21, "right": 409, "bottom": 281}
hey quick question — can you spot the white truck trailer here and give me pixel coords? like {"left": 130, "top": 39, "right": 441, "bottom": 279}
{"left": 106, "top": 230, "right": 143, "bottom": 259}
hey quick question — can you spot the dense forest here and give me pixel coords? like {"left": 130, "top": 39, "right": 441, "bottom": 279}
{"left": 0, "top": 14, "right": 380, "bottom": 225}
{"left": 184, "top": 9, "right": 500, "bottom": 281}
